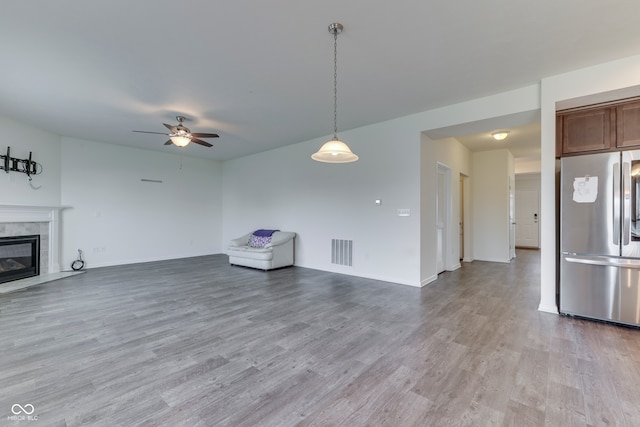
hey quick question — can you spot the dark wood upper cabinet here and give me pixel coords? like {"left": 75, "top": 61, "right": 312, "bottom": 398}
{"left": 560, "top": 108, "right": 612, "bottom": 155}
{"left": 557, "top": 98, "right": 640, "bottom": 157}
{"left": 616, "top": 101, "right": 640, "bottom": 148}
{"left": 556, "top": 115, "right": 563, "bottom": 158}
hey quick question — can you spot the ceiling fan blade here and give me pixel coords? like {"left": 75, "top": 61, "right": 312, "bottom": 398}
{"left": 164, "top": 140, "right": 173, "bottom": 146}
{"left": 133, "top": 130, "right": 169, "bottom": 135}
{"left": 191, "top": 137, "right": 213, "bottom": 147}
{"left": 191, "top": 132, "right": 219, "bottom": 138}
{"left": 163, "top": 123, "right": 178, "bottom": 133}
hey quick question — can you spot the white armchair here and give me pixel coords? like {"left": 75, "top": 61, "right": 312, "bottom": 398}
{"left": 227, "top": 231, "right": 296, "bottom": 270}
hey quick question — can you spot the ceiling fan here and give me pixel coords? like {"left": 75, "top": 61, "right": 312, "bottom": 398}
{"left": 133, "top": 116, "right": 219, "bottom": 148}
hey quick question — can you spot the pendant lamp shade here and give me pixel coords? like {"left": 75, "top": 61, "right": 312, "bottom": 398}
{"left": 311, "top": 137, "right": 359, "bottom": 163}
{"left": 312, "top": 23, "right": 358, "bottom": 163}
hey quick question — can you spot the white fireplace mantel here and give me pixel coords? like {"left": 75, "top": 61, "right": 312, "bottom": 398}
{"left": 0, "top": 204, "right": 69, "bottom": 274}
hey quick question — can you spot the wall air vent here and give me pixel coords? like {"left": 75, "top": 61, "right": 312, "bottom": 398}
{"left": 331, "top": 239, "right": 353, "bottom": 266}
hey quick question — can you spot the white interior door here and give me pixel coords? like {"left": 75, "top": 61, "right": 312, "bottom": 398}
{"left": 515, "top": 190, "right": 540, "bottom": 248}
{"left": 459, "top": 175, "right": 464, "bottom": 261}
{"left": 509, "top": 178, "right": 516, "bottom": 259}
{"left": 436, "top": 167, "right": 445, "bottom": 274}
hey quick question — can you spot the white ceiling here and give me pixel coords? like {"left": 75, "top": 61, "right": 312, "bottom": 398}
{"left": 455, "top": 122, "right": 542, "bottom": 162}
{"left": 1, "top": 1, "right": 640, "bottom": 161}
{"left": 425, "top": 110, "right": 542, "bottom": 163}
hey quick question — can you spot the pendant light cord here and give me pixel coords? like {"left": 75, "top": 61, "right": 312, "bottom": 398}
{"left": 311, "top": 23, "right": 358, "bottom": 163}
{"left": 333, "top": 29, "right": 338, "bottom": 139}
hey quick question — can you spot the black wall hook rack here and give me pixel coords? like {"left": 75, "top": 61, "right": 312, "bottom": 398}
{"left": 0, "top": 147, "right": 40, "bottom": 177}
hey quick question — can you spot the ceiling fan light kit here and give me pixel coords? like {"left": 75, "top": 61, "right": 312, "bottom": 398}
{"left": 312, "top": 22, "right": 358, "bottom": 163}
{"left": 133, "top": 115, "right": 219, "bottom": 148}
{"left": 169, "top": 135, "right": 191, "bottom": 147}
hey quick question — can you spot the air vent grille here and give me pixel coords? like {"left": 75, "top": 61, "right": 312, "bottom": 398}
{"left": 331, "top": 239, "right": 353, "bottom": 266}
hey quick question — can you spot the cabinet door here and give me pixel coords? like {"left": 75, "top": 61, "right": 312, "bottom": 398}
{"left": 561, "top": 108, "right": 612, "bottom": 154}
{"left": 616, "top": 101, "right": 640, "bottom": 148}
{"left": 556, "top": 115, "right": 563, "bottom": 158}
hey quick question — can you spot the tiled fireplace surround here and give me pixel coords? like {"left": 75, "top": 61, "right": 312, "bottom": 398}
{"left": 0, "top": 205, "right": 64, "bottom": 277}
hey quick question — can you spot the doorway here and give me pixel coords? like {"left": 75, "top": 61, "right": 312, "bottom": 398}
{"left": 515, "top": 189, "right": 540, "bottom": 248}
{"left": 436, "top": 163, "right": 452, "bottom": 274}
{"left": 510, "top": 176, "right": 516, "bottom": 259}
{"left": 422, "top": 114, "right": 541, "bottom": 286}
{"left": 459, "top": 174, "right": 465, "bottom": 261}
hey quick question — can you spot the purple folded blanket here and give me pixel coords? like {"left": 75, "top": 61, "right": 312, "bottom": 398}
{"left": 253, "top": 229, "right": 279, "bottom": 237}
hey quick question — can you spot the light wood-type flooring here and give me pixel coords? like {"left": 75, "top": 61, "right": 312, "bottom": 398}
{"left": 1, "top": 250, "right": 639, "bottom": 426}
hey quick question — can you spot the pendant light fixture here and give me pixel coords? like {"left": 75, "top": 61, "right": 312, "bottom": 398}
{"left": 312, "top": 23, "right": 359, "bottom": 163}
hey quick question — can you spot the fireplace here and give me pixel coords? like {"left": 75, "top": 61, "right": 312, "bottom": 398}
{"left": 0, "top": 235, "right": 40, "bottom": 284}
{"left": 0, "top": 205, "right": 65, "bottom": 277}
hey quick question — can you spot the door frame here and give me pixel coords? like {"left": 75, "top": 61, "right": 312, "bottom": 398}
{"left": 515, "top": 189, "right": 540, "bottom": 248}
{"left": 437, "top": 162, "right": 456, "bottom": 272}
{"left": 460, "top": 173, "right": 471, "bottom": 262}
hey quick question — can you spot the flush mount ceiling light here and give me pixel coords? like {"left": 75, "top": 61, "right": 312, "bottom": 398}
{"left": 491, "top": 130, "right": 510, "bottom": 141}
{"left": 312, "top": 23, "right": 359, "bottom": 163}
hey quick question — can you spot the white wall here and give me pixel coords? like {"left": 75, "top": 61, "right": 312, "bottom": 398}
{"left": 515, "top": 173, "right": 541, "bottom": 192}
{"left": 223, "top": 119, "right": 422, "bottom": 286}
{"left": 60, "top": 137, "right": 223, "bottom": 269}
{"left": 540, "top": 53, "right": 640, "bottom": 314}
{"left": 515, "top": 157, "right": 541, "bottom": 174}
{"left": 435, "top": 137, "right": 472, "bottom": 268}
{"left": 0, "top": 117, "right": 61, "bottom": 206}
{"left": 420, "top": 135, "right": 438, "bottom": 285}
{"left": 472, "top": 149, "right": 513, "bottom": 263}
{"left": 421, "top": 134, "right": 473, "bottom": 285}
{"left": 224, "top": 86, "right": 540, "bottom": 287}
{"left": 1, "top": 118, "right": 224, "bottom": 272}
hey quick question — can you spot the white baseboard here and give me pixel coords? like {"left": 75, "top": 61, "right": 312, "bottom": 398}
{"left": 420, "top": 275, "right": 438, "bottom": 287}
{"left": 538, "top": 303, "right": 559, "bottom": 314}
{"left": 77, "top": 251, "right": 216, "bottom": 270}
{"left": 474, "top": 257, "right": 511, "bottom": 264}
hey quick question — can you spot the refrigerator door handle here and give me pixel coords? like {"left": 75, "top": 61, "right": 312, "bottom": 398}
{"left": 614, "top": 162, "right": 620, "bottom": 245}
{"left": 564, "top": 253, "right": 640, "bottom": 268}
{"left": 622, "top": 161, "right": 631, "bottom": 246}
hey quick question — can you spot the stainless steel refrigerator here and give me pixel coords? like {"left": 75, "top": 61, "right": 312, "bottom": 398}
{"left": 560, "top": 151, "right": 640, "bottom": 327}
